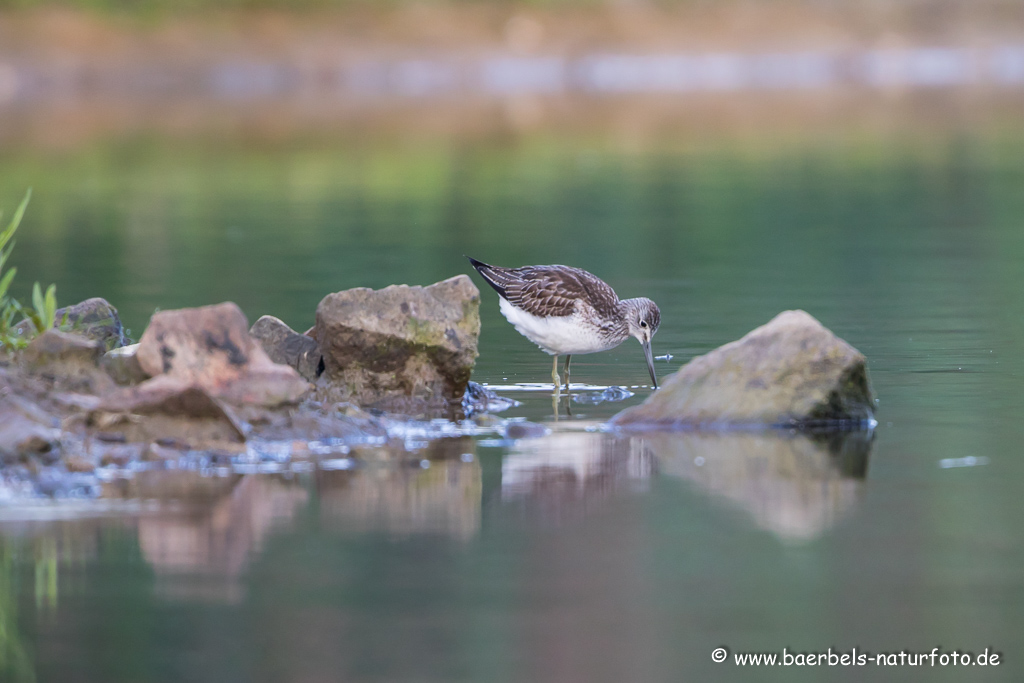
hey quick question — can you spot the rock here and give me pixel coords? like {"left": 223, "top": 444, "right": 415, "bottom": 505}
{"left": 102, "top": 343, "right": 150, "bottom": 385}
{"left": 52, "top": 392, "right": 103, "bottom": 412}
{"left": 100, "top": 375, "right": 235, "bottom": 419}
{"left": 611, "top": 310, "right": 875, "bottom": 429}
{"left": 65, "top": 454, "right": 97, "bottom": 473}
{"left": 136, "top": 302, "right": 310, "bottom": 407}
{"left": 99, "top": 445, "right": 139, "bottom": 467}
{"left": 22, "top": 329, "right": 103, "bottom": 369}
{"left": 95, "top": 375, "right": 246, "bottom": 444}
{"left": 313, "top": 275, "right": 480, "bottom": 412}
{"left": 57, "top": 298, "right": 129, "bottom": 351}
{"left": 571, "top": 386, "right": 635, "bottom": 405}
{"left": 21, "top": 329, "right": 114, "bottom": 394}
{"left": 0, "top": 395, "right": 62, "bottom": 460}
{"left": 13, "top": 297, "right": 128, "bottom": 351}
{"left": 249, "top": 315, "right": 323, "bottom": 382}
{"left": 462, "top": 381, "right": 520, "bottom": 415}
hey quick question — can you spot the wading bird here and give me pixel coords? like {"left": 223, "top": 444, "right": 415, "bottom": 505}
{"left": 468, "top": 257, "right": 661, "bottom": 393}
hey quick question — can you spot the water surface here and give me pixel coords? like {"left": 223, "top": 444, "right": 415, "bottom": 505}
{"left": 1, "top": 104, "right": 1023, "bottom": 681}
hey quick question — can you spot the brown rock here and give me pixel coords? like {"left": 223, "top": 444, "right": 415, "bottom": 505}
{"left": 313, "top": 275, "right": 480, "bottom": 412}
{"left": 102, "top": 343, "right": 149, "bottom": 385}
{"left": 0, "top": 395, "right": 61, "bottom": 460}
{"left": 95, "top": 375, "right": 246, "bottom": 444}
{"left": 249, "top": 315, "right": 323, "bottom": 382}
{"left": 99, "top": 445, "right": 138, "bottom": 467}
{"left": 136, "top": 302, "right": 310, "bottom": 407}
{"left": 612, "top": 310, "right": 875, "bottom": 429}
{"left": 23, "top": 328, "right": 103, "bottom": 369}
{"left": 65, "top": 454, "right": 96, "bottom": 473}
{"left": 20, "top": 329, "right": 114, "bottom": 394}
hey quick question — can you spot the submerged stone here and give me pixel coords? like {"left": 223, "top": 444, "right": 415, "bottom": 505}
{"left": 312, "top": 275, "right": 480, "bottom": 413}
{"left": 462, "top": 381, "right": 519, "bottom": 415}
{"left": 612, "top": 310, "right": 874, "bottom": 429}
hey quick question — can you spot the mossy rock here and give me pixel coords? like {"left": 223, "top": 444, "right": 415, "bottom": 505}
{"left": 612, "top": 310, "right": 875, "bottom": 429}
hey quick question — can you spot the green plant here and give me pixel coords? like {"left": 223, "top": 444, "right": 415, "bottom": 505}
{"left": 0, "top": 189, "right": 29, "bottom": 305}
{"left": 0, "top": 189, "right": 62, "bottom": 351}
{"left": 23, "top": 283, "right": 58, "bottom": 335}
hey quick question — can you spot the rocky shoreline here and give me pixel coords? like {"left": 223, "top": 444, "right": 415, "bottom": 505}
{"left": 0, "top": 277, "right": 501, "bottom": 496}
{"left": 0, "top": 274, "right": 875, "bottom": 501}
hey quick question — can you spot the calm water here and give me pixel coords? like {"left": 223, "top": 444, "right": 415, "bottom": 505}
{"left": 2, "top": 107, "right": 1024, "bottom": 681}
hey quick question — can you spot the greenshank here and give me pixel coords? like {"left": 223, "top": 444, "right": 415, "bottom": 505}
{"left": 468, "top": 257, "right": 661, "bottom": 392}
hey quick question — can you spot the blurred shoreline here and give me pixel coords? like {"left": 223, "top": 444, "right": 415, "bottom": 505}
{"left": 3, "top": 4, "right": 1024, "bottom": 150}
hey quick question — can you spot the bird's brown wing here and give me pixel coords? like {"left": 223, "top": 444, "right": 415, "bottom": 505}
{"left": 504, "top": 265, "right": 621, "bottom": 319}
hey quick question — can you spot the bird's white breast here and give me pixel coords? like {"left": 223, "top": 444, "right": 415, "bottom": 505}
{"left": 499, "top": 298, "right": 620, "bottom": 355}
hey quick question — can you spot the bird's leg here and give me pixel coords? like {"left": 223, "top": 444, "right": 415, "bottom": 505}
{"left": 551, "top": 355, "right": 561, "bottom": 420}
{"left": 564, "top": 355, "right": 572, "bottom": 393}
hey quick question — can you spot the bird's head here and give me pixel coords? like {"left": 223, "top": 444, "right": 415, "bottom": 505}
{"left": 624, "top": 297, "right": 661, "bottom": 344}
{"left": 622, "top": 297, "right": 661, "bottom": 388}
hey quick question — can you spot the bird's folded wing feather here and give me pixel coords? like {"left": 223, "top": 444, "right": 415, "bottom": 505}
{"left": 504, "top": 266, "right": 619, "bottom": 319}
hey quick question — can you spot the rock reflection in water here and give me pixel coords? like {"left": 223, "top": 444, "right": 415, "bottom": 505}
{"left": 649, "top": 430, "right": 872, "bottom": 542}
{"left": 134, "top": 473, "right": 309, "bottom": 602}
{"left": 0, "top": 474, "right": 309, "bottom": 605}
{"left": 137, "top": 475, "right": 307, "bottom": 598}
{"left": 317, "top": 438, "right": 482, "bottom": 540}
{"left": 499, "top": 427, "right": 871, "bottom": 541}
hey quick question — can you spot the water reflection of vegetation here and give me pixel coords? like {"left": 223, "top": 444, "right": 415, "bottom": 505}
{"left": 0, "top": 543, "right": 36, "bottom": 683}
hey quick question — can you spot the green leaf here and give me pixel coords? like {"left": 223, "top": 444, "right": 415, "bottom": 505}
{"left": 0, "top": 267, "right": 15, "bottom": 302}
{"left": 0, "top": 189, "right": 30, "bottom": 253}
{"left": 31, "top": 282, "right": 43, "bottom": 320}
{"left": 44, "top": 284, "right": 56, "bottom": 329}
{"left": 0, "top": 241, "right": 12, "bottom": 273}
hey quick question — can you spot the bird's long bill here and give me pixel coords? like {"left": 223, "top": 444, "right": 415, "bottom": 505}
{"left": 642, "top": 339, "right": 658, "bottom": 389}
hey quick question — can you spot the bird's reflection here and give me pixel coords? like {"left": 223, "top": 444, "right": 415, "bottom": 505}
{"left": 501, "top": 429, "right": 653, "bottom": 521}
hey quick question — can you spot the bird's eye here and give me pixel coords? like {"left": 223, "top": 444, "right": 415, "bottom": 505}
{"left": 640, "top": 320, "right": 648, "bottom": 328}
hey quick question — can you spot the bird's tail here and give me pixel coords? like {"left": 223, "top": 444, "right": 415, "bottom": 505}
{"left": 466, "top": 256, "right": 512, "bottom": 299}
